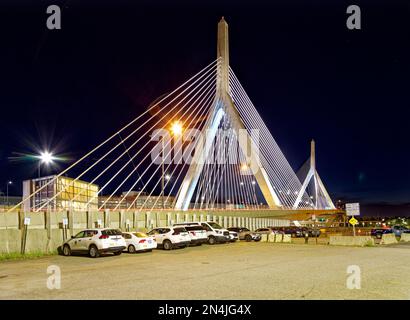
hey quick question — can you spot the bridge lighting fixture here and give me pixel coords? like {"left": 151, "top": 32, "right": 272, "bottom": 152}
{"left": 165, "top": 174, "right": 171, "bottom": 181}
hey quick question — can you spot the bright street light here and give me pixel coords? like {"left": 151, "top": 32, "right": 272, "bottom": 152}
{"left": 37, "top": 151, "right": 56, "bottom": 178}
{"left": 170, "top": 121, "right": 183, "bottom": 136}
{"left": 39, "top": 151, "right": 55, "bottom": 164}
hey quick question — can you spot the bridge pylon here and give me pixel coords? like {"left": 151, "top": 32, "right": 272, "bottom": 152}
{"left": 174, "top": 17, "right": 282, "bottom": 211}
{"left": 293, "top": 140, "right": 335, "bottom": 210}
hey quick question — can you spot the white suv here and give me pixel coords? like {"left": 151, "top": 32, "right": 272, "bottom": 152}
{"left": 147, "top": 227, "right": 191, "bottom": 250}
{"left": 173, "top": 222, "right": 208, "bottom": 246}
{"left": 180, "top": 221, "right": 230, "bottom": 244}
{"left": 62, "top": 228, "right": 126, "bottom": 258}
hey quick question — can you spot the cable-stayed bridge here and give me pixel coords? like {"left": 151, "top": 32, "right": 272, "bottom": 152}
{"left": 12, "top": 18, "right": 338, "bottom": 218}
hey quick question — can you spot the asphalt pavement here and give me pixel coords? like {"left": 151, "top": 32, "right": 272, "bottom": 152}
{"left": 1, "top": 241, "right": 409, "bottom": 299}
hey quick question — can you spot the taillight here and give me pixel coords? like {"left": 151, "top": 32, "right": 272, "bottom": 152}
{"left": 191, "top": 231, "right": 196, "bottom": 236}
{"left": 139, "top": 239, "right": 146, "bottom": 244}
{"left": 99, "top": 235, "right": 109, "bottom": 239}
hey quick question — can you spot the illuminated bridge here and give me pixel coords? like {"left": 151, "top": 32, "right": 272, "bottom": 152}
{"left": 12, "top": 18, "right": 338, "bottom": 220}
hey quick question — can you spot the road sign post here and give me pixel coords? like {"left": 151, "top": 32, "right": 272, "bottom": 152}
{"left": 346, "top": 203, "right": 360, "bottom": 237}
{"left": 21, "top": 217, "right": 30, "bottom": 254}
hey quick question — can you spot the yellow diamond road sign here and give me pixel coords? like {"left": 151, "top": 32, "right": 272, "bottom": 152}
{"left": 349, "top": 217, "right": 358, "bottom": 226}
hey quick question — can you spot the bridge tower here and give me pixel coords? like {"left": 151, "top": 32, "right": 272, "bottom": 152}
{"left": 175, "top": 17, "right": 282, "bottom": 211}
{"left": 293, "top": 140, "right": 335, "bottom": 209}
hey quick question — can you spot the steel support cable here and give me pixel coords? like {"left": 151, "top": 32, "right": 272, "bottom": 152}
{"left": 131, "top": 92, "right": 215, "bottom": 212}
{"left": 228, "top": 71, "right": 303, "bottom": 202}
{"left": 228, "top": 74, "right": 299, "bottom": 207}
{"left": 34, "top": 60, "right": 221, "bottom": 212}
{"left": 111, "top": 79, "right": 217, "bottom": 211}
{"left": 228, "top": 70, "right": 310, "bottom": 207}
{"left": 11, "top": 58, "right": 220, "bottom": 213}
{"left": 228, "top": 83, "right": 296, "bottom": 208}
{"left": 148, "top": 89, "right": 218, "bottom": 211}
{"left": 229, "top": 70, "right": 312, "bottom": 208}
{"left": 91, "top": 71, "right": 218, "bottom": 210}
{"left": 157, "top": 93, "right": 216, "bottom": 210}
{"left": 207, "top": 123, "right": 225, "bottom": 209}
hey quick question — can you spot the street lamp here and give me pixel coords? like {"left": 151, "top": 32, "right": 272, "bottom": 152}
{"left": 170, "top": 121, "right": 183, "bottom": 137}
{"left": 37, "top": 151, "right": 55, "bottom": 178}
{"left": 161, "top": 121, "right": 184, "bottom": 209}
{"left": 6, "top": 181, "right": 12, "bottom": 208}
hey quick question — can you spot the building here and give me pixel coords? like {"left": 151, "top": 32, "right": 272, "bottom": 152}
{"left": 99, "top": 191, "right": 175, "bottom": 210}
{"left": 22, "top": 175, "right": 99, "bottom": 212}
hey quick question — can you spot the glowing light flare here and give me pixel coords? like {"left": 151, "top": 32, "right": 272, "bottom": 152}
{"left": 170, "top": 121, "right": 183, "bottom": 136}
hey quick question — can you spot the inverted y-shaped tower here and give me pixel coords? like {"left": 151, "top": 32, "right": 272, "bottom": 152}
{"left": 174, "top": 17, "right": 282, "bottom": 211}
{"left": 293, "top": 140, "right": 335, "bottom": 209}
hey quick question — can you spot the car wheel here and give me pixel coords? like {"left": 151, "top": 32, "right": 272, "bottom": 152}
{"left": 128, "top": 245, "right": 136, "bottom": 253}
{"left": 63, "top": 244, "right": 71, "bottom": 256}
{"left": 245, "top": 235, "right": 252, "bottom": 242}
{"left": 113, "top": 251, "right": 122, "bottom": 256}
{"left": 208, "top": 236, "right": 216, "bottom": 245}
{"left": 89, "top": 245, "right": 100, "bottom": 258}
{"left": 163, "top": 240, "right": 172, "bottom": 250}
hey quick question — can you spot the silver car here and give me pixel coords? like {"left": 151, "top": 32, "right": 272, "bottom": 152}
{"left": 62, "top": 228, "right": 126, "bottom": 258}
{"left": 228, "top": 227, "right": 261, "bottom": 241}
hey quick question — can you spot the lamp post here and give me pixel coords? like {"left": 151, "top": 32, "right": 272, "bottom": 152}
{"left": 162, "top": 121, "right": 183, "bottom": 209}
{"left": 37, "top": 151, "right": 55, "bottom": 178}
{"left": 6, "top": 181, "right": 12, "bottom": 208}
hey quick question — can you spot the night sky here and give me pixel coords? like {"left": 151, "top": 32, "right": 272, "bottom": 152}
{"left": 0, "top": 0, "right": 409, "bottom": 215}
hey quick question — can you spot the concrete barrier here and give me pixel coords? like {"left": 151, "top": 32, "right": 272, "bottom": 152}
{"left": 268, "top": 233, "right": 275, "bottom": 243}
{"left": 400, "top": 233, "right": 410, "bottom": 242}
{"left": 329, "top": 236, "right": 374, "bottom": 247}
{"left": 380, "top": 233, "right": 398, "bottom": 245}
{"left": 260, "top": 234, "right": 268, "bottom": 242}
{"left": 282, "top": 234, "right": 291, "bottom": 243}
{"left": 275, "top": 233, "right": 284, "bottom": 243}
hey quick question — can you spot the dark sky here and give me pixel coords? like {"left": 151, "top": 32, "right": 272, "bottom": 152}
{"left": 0, "top": 0, "right": 409, "bottom": 215}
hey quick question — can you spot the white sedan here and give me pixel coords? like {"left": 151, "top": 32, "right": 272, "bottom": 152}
{"left": 122, "top": 232, "right": 157, "bottom": 253}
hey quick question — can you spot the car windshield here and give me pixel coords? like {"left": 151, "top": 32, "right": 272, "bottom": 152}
{"left": 133, "top": 232, "right": 148, "bottom": 238}
{"left": 207, "top": 222, "right": 223, "bottom": 229}
{"left": 242, "top": 228, "right": 250, "bottom": 232}
{"left": 102, "top": 229, "right": 122, "bottom": 236}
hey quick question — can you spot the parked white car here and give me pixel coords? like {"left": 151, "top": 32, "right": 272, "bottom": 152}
{"left": 147, "top": 227, "right": 191, "bottom": 250}
{"left": 122, "top": 232, "right": 157, "bottom": 253}
{"left": 177, "top": 221, "right": 230, "bottom": 244}
{"left": 228, "top": 231, "right": 239, "bottom": 242}
{"left": 173, "top": 223, "right": 208, "bottom": 246}
{"left": 62, "top": 228, "right": 126, "bottom": 258}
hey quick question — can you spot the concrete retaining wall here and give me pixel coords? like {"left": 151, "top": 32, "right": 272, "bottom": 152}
{"left": 380, "top": 233, "right": 398, "bottom": 245}
{"left": 329, "top": 236, "right": 374, "bottom": 247}
{"left": 400, "top": 233, "right": 410, "bottom": 242}
{"left": 0, "top": 211, "right": 290, "bottom": 254}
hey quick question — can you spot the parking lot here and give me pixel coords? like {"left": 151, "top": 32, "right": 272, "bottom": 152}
{"left": 1, "top": 241, "right": 410, "bottom": 300}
